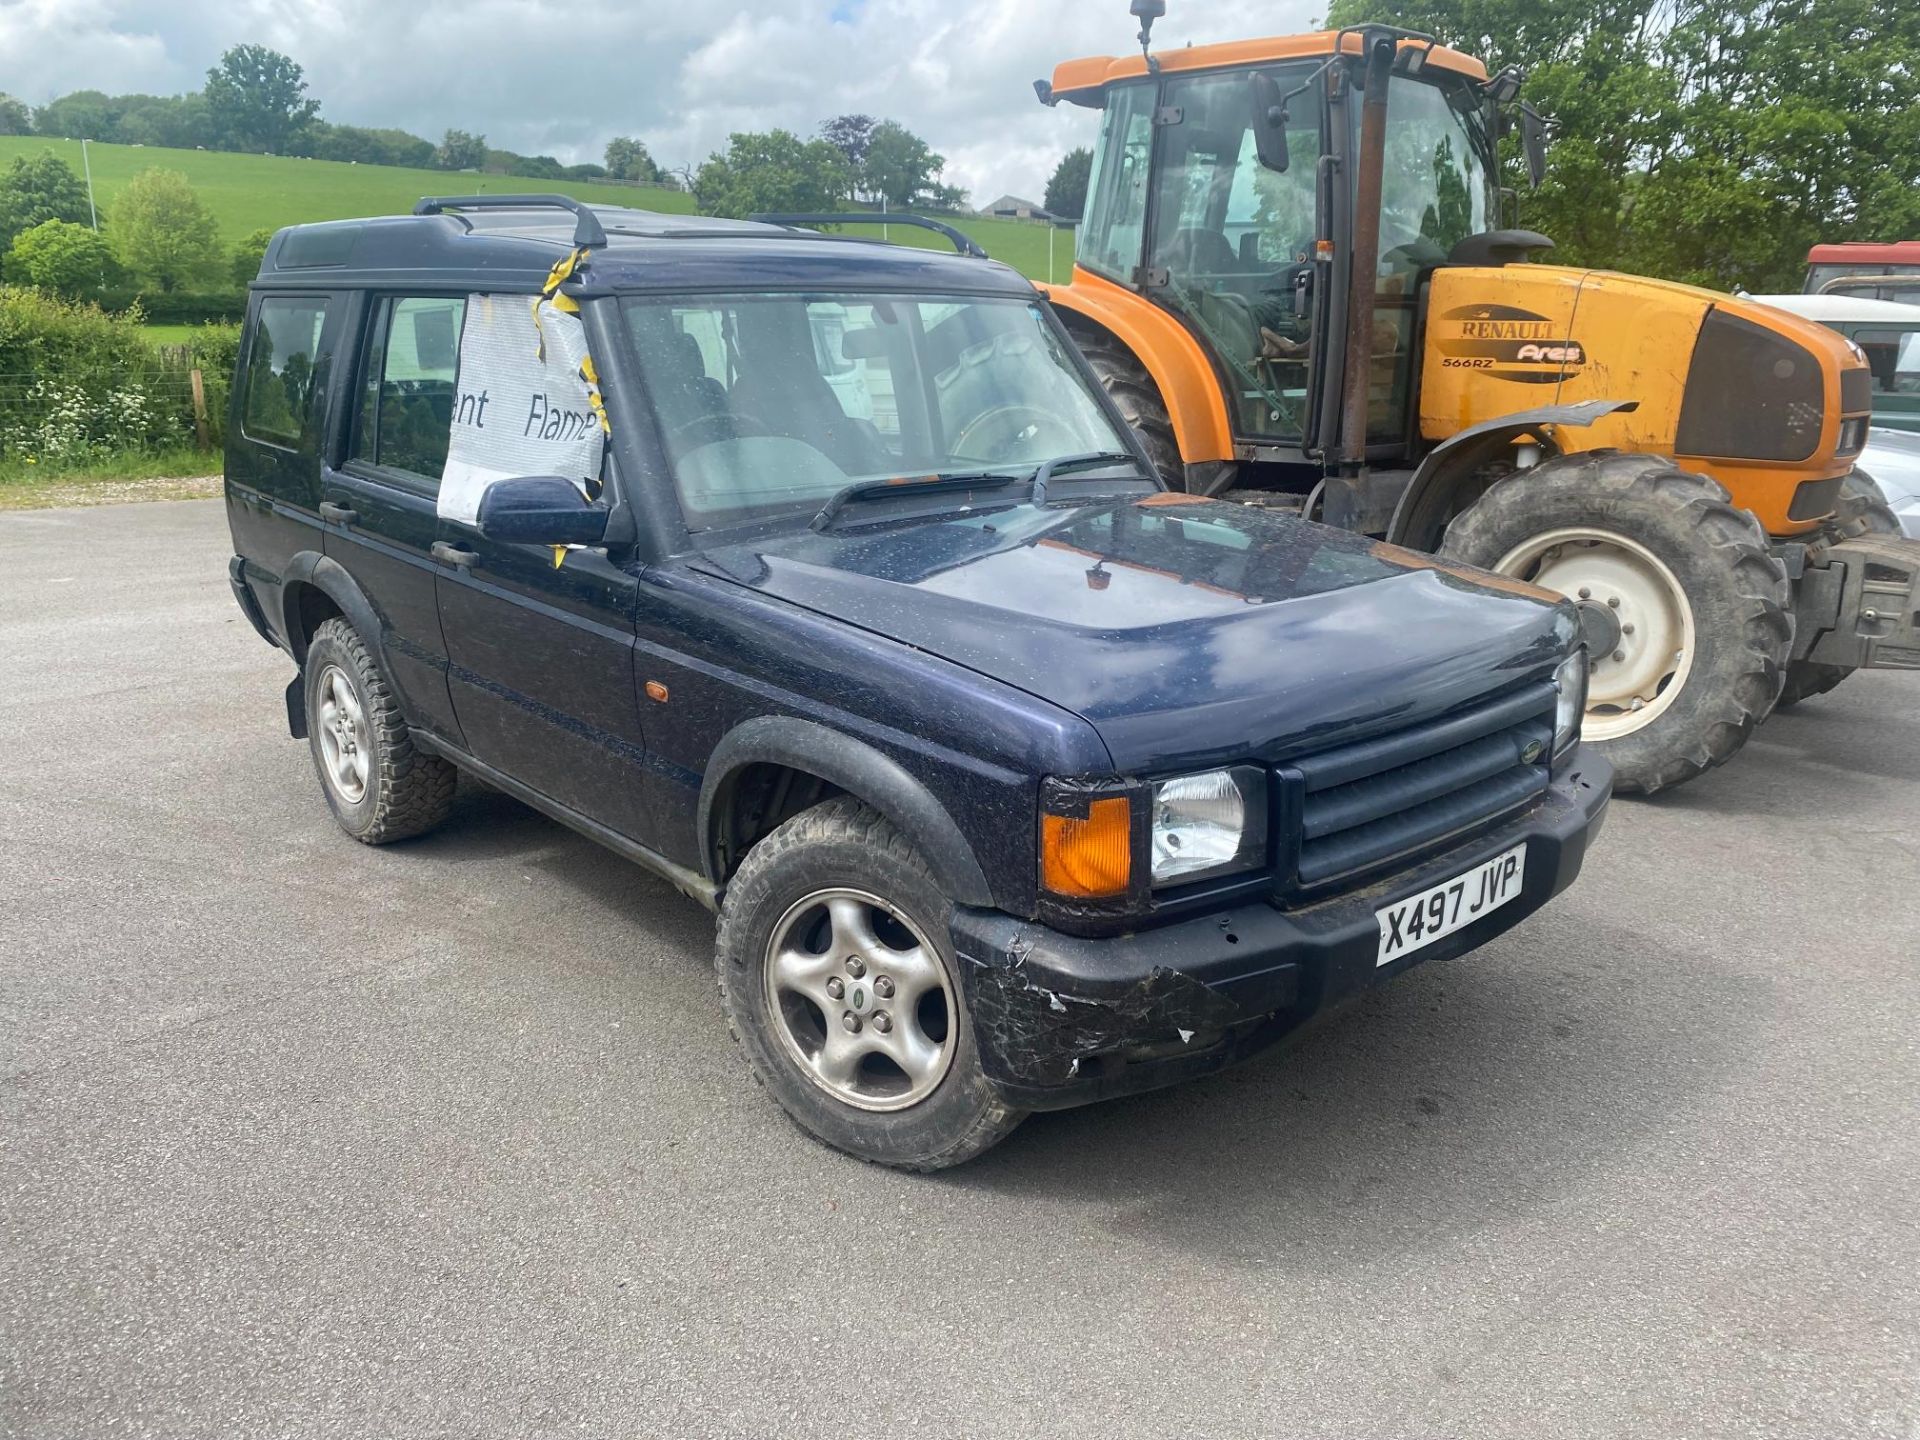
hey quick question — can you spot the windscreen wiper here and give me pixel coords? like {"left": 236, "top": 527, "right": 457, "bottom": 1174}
{"left": 810, "top": 473, "right": 1022, "bottom": 532}
{"left": 1028, "top": 450, "right": 1152, "bottom": 505}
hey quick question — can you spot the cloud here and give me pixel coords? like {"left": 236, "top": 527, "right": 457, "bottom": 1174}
{"left": 0, "top": 0, "right": 1322, "bottom": 200}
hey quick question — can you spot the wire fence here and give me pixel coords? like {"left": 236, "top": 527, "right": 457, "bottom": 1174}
{"left": 0, "top": 363, "right": 226, "bottom": 462}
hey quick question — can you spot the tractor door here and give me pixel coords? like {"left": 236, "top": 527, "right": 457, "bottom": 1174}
{"left": 1362, "top": 72, "right": 1500, "bottom": 449}
{"left": 1143, "top": 66, "right": 1325, "bottom": 446}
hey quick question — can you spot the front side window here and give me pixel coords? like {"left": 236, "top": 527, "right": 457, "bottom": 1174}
{"left": 351, "top": 295, "right": 468, "bottom": 484}
{"left": 1851, "top": 326, "right": 1920, "bottom": 400}
{"left": 243, "top": 296, "right": 332, "bottom": 447}
{"left": 623, "top": 293, "right": 1131, "bottom": 530}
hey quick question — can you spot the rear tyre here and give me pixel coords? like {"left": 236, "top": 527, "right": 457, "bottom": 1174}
{"left": 1068, "top": 326, "right": 1184, "bottom": 488}
{"left": 1439, "top": 452, "right": 1792, "bottom": 795}
{"left": 1776, "top": 471, "right": 1901, "bottom": 708}
{"left": 714, "top": 797, "right": 1024, "bottom": 1170}
{"left": 304, "top": 617, "right": 457, "bottom": 843}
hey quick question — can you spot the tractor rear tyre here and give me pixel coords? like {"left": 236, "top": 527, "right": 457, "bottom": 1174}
{"left": 1439, "top": 452, "right": 1792, "bottom": 796}
{"left": 1069, "top": 328, "right": 1184, "bottom": 488}
{"left": 1775, "top": 471, "right": 1902, "bottom": 708}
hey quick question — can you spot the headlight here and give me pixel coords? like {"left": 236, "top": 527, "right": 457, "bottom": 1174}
{"left": 1553, "top": 647, "right": 1588, "bottom": 758}
{"left": 1150, "top": 767, "right": 1267, "bottom": 886}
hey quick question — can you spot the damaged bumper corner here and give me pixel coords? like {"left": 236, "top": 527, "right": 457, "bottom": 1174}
{"left": 952, "top": 753, "right": 1612, "bottom": 1112}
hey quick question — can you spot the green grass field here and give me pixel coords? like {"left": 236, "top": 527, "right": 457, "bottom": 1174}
{"left": 0, "top": 137, "right": 1076, "bottom": 282}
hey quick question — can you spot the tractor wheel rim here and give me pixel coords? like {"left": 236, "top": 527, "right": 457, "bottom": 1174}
{"left": 763, "top": 887, "right": 956, "bottom": 1113}
{"left": 1494, "top": 527, "right": 1697, "bottom": 741}
{"left": 315, "top": 664, "right": 370, "bottom": 803}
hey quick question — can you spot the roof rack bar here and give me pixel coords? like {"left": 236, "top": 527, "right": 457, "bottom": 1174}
{"left": 413, "top": 193, "right": 609, "bottom": 249}
{"left": 749, "top": 213, "right": 989, "bottom": 260}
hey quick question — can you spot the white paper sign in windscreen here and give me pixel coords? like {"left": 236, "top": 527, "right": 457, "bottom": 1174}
{"left": 438, "top": 293, "right": 602, "bottom": 525}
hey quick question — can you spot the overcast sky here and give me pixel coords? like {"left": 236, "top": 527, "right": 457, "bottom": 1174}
{"left": 0, "top": 0, "right": 1322, "bottom": 200}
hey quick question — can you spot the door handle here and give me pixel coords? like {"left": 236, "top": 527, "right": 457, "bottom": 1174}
{"left": 431, "top": 541, "right": 478, "bottom": 568}
{"left": 319, "top": 501, "right": 358, "bottom": 525}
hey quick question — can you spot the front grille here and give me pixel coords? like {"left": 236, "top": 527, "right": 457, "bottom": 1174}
{"left": 1279, "top": 682, "right": 1556, "bottom": 893}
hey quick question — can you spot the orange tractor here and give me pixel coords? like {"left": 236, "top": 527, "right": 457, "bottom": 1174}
{"left": 1033, "top": 5, "right": 1918, "bottom": 792}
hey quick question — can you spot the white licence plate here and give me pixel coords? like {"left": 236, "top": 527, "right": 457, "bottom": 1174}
{"left": 1375, "top": 844, "right": 1528, "bottom": 966}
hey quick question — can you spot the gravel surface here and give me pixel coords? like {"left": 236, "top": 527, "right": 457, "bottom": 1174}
{"left": 3, "top": 498, "right": 1916, "bottom": 1439}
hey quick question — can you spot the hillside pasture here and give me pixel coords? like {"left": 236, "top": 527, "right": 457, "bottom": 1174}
{"left": 0, "top": 137, "right": 1075, "bottom": 282}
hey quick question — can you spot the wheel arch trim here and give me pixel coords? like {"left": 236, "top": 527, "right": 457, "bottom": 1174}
{"left": 1042, "top": 273, "right": 1235, "bottom": 462}
{"left": 278, "top": 551, "right": 388, "bottom": 672}
{"left": 699, "top": 716, "right": 996, "bottom": 909}
{"left": 1387, "top": 399, "right": 1639, "bottom": 551}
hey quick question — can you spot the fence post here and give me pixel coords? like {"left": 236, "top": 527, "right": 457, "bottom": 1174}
{"left": 189, "top": 369, "right": 209, "bottom": 451}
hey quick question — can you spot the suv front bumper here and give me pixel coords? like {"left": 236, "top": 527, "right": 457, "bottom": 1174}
{"left": 951, "top": 751, "right": 1612, "bottom": 1111}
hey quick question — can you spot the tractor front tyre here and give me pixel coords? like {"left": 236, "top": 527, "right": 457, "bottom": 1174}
{"left": 1068, "top": 328, "right": 1184, "bottom": 488}
{"left": 1775, "top": 471, "right": 1903, "bottom": 708}
{"left": 1439, "top": 452, "right": 1792, "bottom": 796}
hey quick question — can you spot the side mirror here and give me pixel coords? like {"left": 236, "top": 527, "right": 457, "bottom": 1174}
{"left": 1249, "top": 71, "right": 1290, "bottom": 173}
{"left": 1518, "top": 104, "right": 1548, "bottom": 190}
{"left": 476, "top": 476, "right": 609, "bottom": 546}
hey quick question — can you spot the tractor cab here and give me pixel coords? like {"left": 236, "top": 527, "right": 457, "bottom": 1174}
{"left": 1043, "top": 27, "right": 1511, "bottom": 477}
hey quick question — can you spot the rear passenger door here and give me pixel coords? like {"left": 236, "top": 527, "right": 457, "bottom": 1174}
{"left": 227, "top": 292, "right": 338, "bottom": 608}
{"left": 322, "top": 294, "right": 468, "bottom": 744}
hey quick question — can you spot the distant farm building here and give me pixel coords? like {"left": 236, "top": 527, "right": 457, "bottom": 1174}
{"left": 980, "top": 194, "right": 1057, "bottom": 223}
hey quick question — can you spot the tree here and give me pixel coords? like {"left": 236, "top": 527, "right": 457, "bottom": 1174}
{"left": 507, "top": 154, "right": 567, "bottom": 180}
{"left": 313, "top": 123, "right": 434, "bottom": 168}
{"left": 1324, "top": 0, "right": 1920, "bottom": 291}
{"left": 117, "top": 94, "right": 214, "bottom": 150}
{"left": 110, "top": 169, "right": 222, "bottom": 292}
{"left": 1044, "top": 147, "right": 1093, "bottom": 220}
{"left": 863, "top": 120, "right": 944, "bottom": 209}
{"left": 0, "top": 94, "right": 30, "bottom": 137}
{"left": 231, "top": 227, "right": 276, "bottom": 284}
{"left": 690, "top": 130, "right": 853, "bottom": 218}
{"left": 434, "top": 129, "right": 488, "bottom": 171}
{"left": 31, "top": 90, "right": 118, "bottom": 140}
{"left": 5, "top": 219, "right": 115, "bottom": 296}
{"left": 604, "top": 136, "right": 661, "bottom": 183}
{"left": 204, "top": 45, "right": 320, "bottom": 154}
{"left": 0, "top": 151, "right": 92, "bottom": 251}
{"left": 819, "top": 114, "right": 878, "bottom": 170}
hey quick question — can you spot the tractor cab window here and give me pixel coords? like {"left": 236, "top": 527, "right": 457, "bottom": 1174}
{"left": 1367, "top": 76, "right": 1497, "bottom": 440}
{"left": 1080, "top": 83, "right": 1156, "bottom": 284}
{"left": 1147, "top": 65, "right": 1323, "bottom": 442}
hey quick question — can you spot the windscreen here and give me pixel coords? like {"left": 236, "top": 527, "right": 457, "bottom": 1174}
{"left": 623, "top": 294, "right": 1131, "bottom": 530}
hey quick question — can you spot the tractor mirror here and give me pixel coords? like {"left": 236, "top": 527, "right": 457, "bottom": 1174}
{"left": 1518, "top": 104, "right": 1548, "bottom": 190}
{"left": 1249, "top": 71, "right": 1290, "bottom": 173}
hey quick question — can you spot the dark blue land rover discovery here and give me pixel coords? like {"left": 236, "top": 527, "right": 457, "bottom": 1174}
{"left": 223, "top": 196, "right": 1611, "bottom": 1168}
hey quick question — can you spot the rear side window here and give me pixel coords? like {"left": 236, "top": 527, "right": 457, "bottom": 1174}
{"left": 243, "top": 296, "right": 332, "bottom": 447}
{"left": 352, "top": 296, "right": 468, "bottom": 484}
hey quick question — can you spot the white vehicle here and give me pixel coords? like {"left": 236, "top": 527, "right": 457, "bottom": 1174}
{"left": 1751, "top": 293, "right": 1920, "bottom": 537}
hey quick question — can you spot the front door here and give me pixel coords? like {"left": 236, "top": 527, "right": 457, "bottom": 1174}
{"left": 434, "top": 515, "right": 649, "bottom": 838}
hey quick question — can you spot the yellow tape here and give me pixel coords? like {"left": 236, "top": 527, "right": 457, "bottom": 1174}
{"left": 580, "top": 354, "right": 611, "bottom": 437}
{"left": 531, "top": 246, "right": 589, "bottom": 361}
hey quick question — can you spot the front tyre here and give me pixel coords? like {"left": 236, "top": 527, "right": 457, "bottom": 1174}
{"left": 714, "top": 798, "right": 1024, "bottom": 1170}
{"left": 1068, "top": 327, "right": 1184, "bottom": 488}
{"left": 1439, "top": 452, "right": 1792, "bottom": 795}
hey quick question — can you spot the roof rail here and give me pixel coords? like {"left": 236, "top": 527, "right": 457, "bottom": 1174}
{"left": 413, "top": 194, "right": 609, "bottom": 249}
{"left": 749, "top": 212, "right": 989, "bottom": 260}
